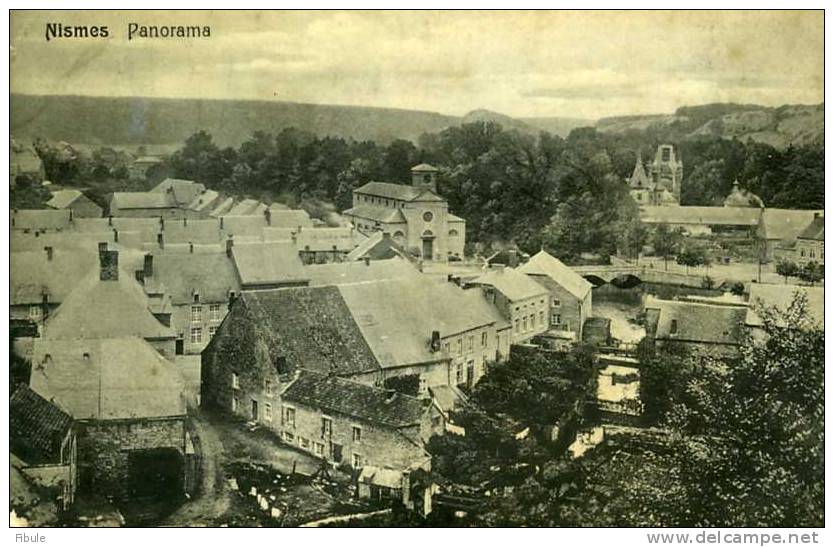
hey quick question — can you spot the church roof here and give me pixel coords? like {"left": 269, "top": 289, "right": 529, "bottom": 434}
{"left": 354, "top": 181, "right": 445, "bottom": 203}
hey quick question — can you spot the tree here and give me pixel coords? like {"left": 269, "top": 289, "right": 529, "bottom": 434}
{"left": 775, "top": 259, "right": 799, "bottom": 284}
{"left": 797, "top": 261, "right": 823, "bottom": 286}
{"left": 651, "top": 223, "right": 684, "bottom": 270}
{"left": 676, "top": 242, "right": 709, "bottom": 275}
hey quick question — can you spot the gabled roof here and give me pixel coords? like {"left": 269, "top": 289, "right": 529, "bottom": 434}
{"left": 11, "top": 209, "right": 72, "bottom": 231}
{"left": 345, "top": 231, "right": 407, "bottom": 261}
{"left": 46, "top": 189, "right": 85, "bottom": 210}
{"left": 11, "top": 248, "right": 98, "bottom": 304}
{"left": 231, "top": 241, "right": 308, "bottom": 287}
{"left": 220, "top": 215, "right": 268, "bottom": 238}
{"left": 10, "top": 384, "right": 73, "bottom": 465}
{"left": 306, "top": 257, "right": 419, "bottom": 286}
{"left": 640, "top": 206, "right": 762, "bottom": 226}
{"left": 628, "top": 159, "right": 651, "bottom": 189}
{"left": 746, "top": 284, "right": 824, "bottom": 329}
{"left": 228, "top": 199, "right": 262, "bottom": 216}
{"left": 187, "top": 189, "right": 220, "bottom": 212}
{"left": 472, "top": 267, "right": 549, "bottom": 302}
{"left": 111, "top": 192, "right": 173, "bottom": 210}
{"left": 758, "top": 209, "right": 824, "bottom": 241}
{"left": 151, "top": 178, "right": 206, "bottom": 206}
{"left": 162, "top": 218, "right": 221, "bottom": 244}
{"left": 337, "top": 277, "right": 508, "bottom": 369}
{"left": 646, "top": 296, "right": 747, "bottom": 346}
{"left": 292, "top": 227, "right": 367, "bottom": 252}
{"left": 43, "top": 262, "right": 175, "bottom": 341}
{"left": 147, "top": 251, "right": 239, "bottom": 305}
{"left": 238, "top": 287, "right": 380, "bottom": 376}
{"left": 30, "top": 337, "right": 185, "bottom": 420}
{"left": 343, "top": 205, "right": 407, "bottom": 224}
{"left": 353, "top": 181, "right": 446, "bottom": 203}
{"left": 209, "top": 197, "right": 235, "bottom": 217}
{"left": 282, "top": 369, "right": 430, "bottom": 428}
{"left": 411, "top": 163, "right": 438, "bottom": 173}
{"left": 797, "top": 215, "right": 824, "bottom": 241}
{"left": 517, "top": 250, "right": 593, "bottom": 300}
{"left": 266, "top": 209, "right": 314, "bottom": 229}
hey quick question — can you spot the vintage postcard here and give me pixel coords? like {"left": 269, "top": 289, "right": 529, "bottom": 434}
{"left": 8, "top": 8, "right": 825, "bottom": 536}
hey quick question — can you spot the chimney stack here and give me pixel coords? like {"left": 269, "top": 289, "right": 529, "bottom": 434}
{"left": 143, "top": 254, "right": 154, "bottom": 279}
{"left": 157, "top": 233, "right": 164, "bottom": 249}
{"left": 160, "top": 217, "right": 165, "bottom": 230}
{"left": 44, "top": 246, "right": 54, "bottom": 262}
{"left": 41, "top": 292, "right": 49, "bottom": 322}
{"left": 98, "top": 241, "right": 108, "bottom": 258}
{"left": 364, "top": 256, "right": 371, "bottom": 266}
{"left": 189, "top": 242, "right": 194, "bottom": 254}
{"left": 113, "top": 228, "right": 119, "bottom": 243}
{"left": 226, "top": 236, "right": 234, "bottom": 258}
{"left": 99, "top": 249, "right": 119, "bottom": 281}
{"left": 220, "top": 217, "right": 224, "bottom": 230}
{"left": 265, "top": 209, "right": 272, "bottom": 226}
{"left": 430, "top": 330, "right": 441, "bottom": 352}
{"left": 108, "top": 215, "right": 113, "bottom": 226}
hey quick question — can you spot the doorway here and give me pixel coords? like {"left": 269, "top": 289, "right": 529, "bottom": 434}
{"left": 422, "top": 238, "right": 434, "bottom": 260}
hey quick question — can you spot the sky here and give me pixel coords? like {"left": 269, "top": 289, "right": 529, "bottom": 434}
{"left": 10, "top": 10, "right": 824, "bottom": 120}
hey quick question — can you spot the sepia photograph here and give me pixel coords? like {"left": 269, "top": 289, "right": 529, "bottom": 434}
{"left": 6, "top": 7, "right": 826, "bottom": 535}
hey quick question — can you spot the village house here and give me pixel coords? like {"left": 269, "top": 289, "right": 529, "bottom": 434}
{"left": 343, "top": 164, "right": 466, "bottom": 261}
{"left": 278, "top": 369, "right": 439, "bottom": 472}
{"left": 11, "top": 209, "right": 73, "bottom": 233}
{"left": 639, "top": 205, "right": 762, "bottom": 236}
{"left": 345, "top": 231, "right": 409, "bottom": 262}
{"left": 41, "top": 243, "right": 178, "bottom": 358}
{"left": 757, "top": 208, "right": 824, "bottom": 262}
{"left": 10, "top": 384, "right": 77, "bottom": 511}
{"left": 151, "top": 178, "right": 207, "bottom": 208}
{"left": 304, "top": 256, "right": 420, "bottom": 287}
{"left": 229, "top": 239, "right": 310, "bottom": 290}
{"left": 793, "top": 213, "right": 824, "bottom": 266}
{"left": 46, "top": 189, "right": 103, "bottom": 218}
{"left": 109, "top": 191, "right": 182, "bottom": 219}
{"left": 516, "top": 250, "right": 594, "bottom": 342}
{"left": 644, "top": 296, "right": 748, "bottom": 358}
{"left": 137, "top": 249, "right": 240, "bottom": 354}
{"left": 29, "top": 336, "right": 191, "bottom": 501}
{"left": 128, "top": 156, "right": 163, "bottom": 180}
{"left": 263, "top": 225, "right": 368, "bottom": 264}
{"left": 468, "top": 266, "right": 550, "bottom": 344}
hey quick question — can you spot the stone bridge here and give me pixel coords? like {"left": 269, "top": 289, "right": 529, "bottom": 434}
{"left": 572, "top": 263, "right": 712, "bottom": 287}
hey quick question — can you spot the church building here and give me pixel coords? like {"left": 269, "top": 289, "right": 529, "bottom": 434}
{"left": 627, "top": 144, "right": 683, "bottom": 206}
{"left": 343, "top": 164, "right": 465, "bottom": 261}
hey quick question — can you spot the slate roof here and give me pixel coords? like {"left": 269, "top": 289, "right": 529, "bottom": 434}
{"left": 343, "top": 205, "right": 408, "bottom": 224}
{"left": 111, "top": 192, "right": 173, "bottom": 210}
{"left": 46, "top": 190, "right": 84, "bottom": 210}
{"left": 746, "top": 284, "right": 824, "bottom": 329}
{"left": 293, "top": 227, "right": 367, "bottom": 252}
{"left": 758, "top": 209, "right": 824, "bottom": 241}
{"left": 148, "top": 251, "right": 239, "bottom": 304}
{"left": 306, "top": 257, "right": 419, "bottom": 286}
{"left": 338, "top": 277, "right": 509, "bottom": 369}
{"left": 472, "top": 267, "right": 549, "bottom": 302}
{"left": 43, "top": 262, "right": 175, "bottom": 341}
{"left": 239, "top": 287, "right": 380, "bottom": 376}
{"left": 30, "top": 337, "right": 186, "bottom": 420}
{"left": 11, "top": 248, "right": 99, "bottom": 305}
{"left": 282, "top": 369, "right": 430, "bottom": 428}
{"left": 209, "top": 197, "right": 235, "bottom": 217}
{"left": 517, "top": 250, "right": 593, "bottom": 300}
{"left": 448, "top": 213, "right": 465, "bottom": 223}
{"left": 231, "top": 241, "right": 308, "bottom": 287}
{"left": 187, "top": 190, "right": 221, "bottom": 212}
{"left": 345, "top": 232, "right": 407, "bottom": 261}
{"left": 266, "top": 209, "right": 314, "bottom": 229}
{"left": 10, "top": 384, "right": 73, "bottom": 465}
{"left": 640, "top": 206, "right": 762, "bottom": 226}
{"left": 645, "top": 296, "right": 747, "bottom": 345}
{"left": 162, "top": 218, "right": 222, "bottom": 244}
{"left": 628, "top": 159, "right": 651, "bottom": 189}
{"left": 228, "top": 199, "right": 262, "bottom": 216}
{"left": 411, "top": 163, "right": 438, "bottom": 172}
{"left": 797, "top": 215, "right": 824, "bottom": 241}
{"left": 220, "top": 215, "right": 268, "bottom": 238}
{"left": 353, "top": 181, "right": 445, "bottom": 203}
{"left": 11, "top": 209, "right": 73, "bottom": 231}
{"left": 151, "top": 178, "right": 206, "bottom": 206}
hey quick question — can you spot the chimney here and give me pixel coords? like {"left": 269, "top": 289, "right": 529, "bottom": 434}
{"left": 98, "top": 241, "right": 108, "bottom": 258}
{"left": 157, "top": 233, "right": 165, "bottom": 249}
{"left": 265, "top": 209, "right": 272, "bottom": 226}
{"left": 69, "top": 209, "right": 74, "bottom": 222}
{"left": 41, "top": 292, "right": 49, "bottom": 322}
{"left": 108, "top": 215, "right": 113, "bottom": 226}
{"left": 99, "top": 249, "right": 119, "bottom": 281}
{"left": 226, "top": 236, "right": 234, "bottom": 258}
{"left": 189, "top": 241, "right": 194, "bottom": 254}
{"left": 160, "top": 217, "right": 165, "bottom": 230}
{"left": 220, "top": 217, "right": 224, "bottom": 230}
{"left": 143, "top": 254, "right": 154, "bottom": 279}
{"left": 183, "top": 218, "right": 188, "bottom": 227}
{"left": 364, "top": 256, "right": 371, "bottom": 266}
{"left": 430, "top": 330, "right": 441, "bottom": 352}
{"left": 44, "top": 246, "right": 53, "bottom": 262}
{"left": 113, "top": 228, "right": 119, "bottom": 243}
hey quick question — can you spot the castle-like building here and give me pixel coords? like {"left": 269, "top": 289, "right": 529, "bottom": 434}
{"left": 627, "top": 144, "right": 684, "bottom": 206}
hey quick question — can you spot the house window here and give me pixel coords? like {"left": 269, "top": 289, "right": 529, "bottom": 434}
{"left": 321, "top": 417, "right": 332, "bottom": 438}
{"left": 467, "top": 336, "right": 474, "bottom": 351}
{"left": 232, "top": 372, "right": 239, "bottom": 389}
{"left": 283, "top": 431, "right": 295, "bottom": 444}
{"left": 443, "top": 342, "right": 450, "bottom": 354}
{"left": 191, "top": 305, "right": 202, "bottom": 323}
{"left": 190, "top": 327, "right": 202, "bottom": 344}
{"left": 457, "top": 339, "right": 463, "bottom": 354}
{"left": 352, "top": 453, "right": 363, "bottom": 468}
{"left": 209, "top": 326, "right": 217, "bottom": 338}
{"left": 455, "top": 363, "right": 463, "bottom": 385}
{"left": 670, "top": 319, "right": 678, "bottom": 335}
{"left": 419, "top": 376, "right": 427, "bottom": 394}
{"left": 210, "top": 304, "right": 221, "bottom": 321}
{"left": 552, "top": 298, "right": 561, "bottom": 307}
{"left": 314, "top": 442, "right": 324, "bottom": 456}
{"left": 481, "top": 332, "right": 488, "bottom": 347}
{"left": 539, "top": 311, "right": 545, "bottom": 326}
{"left": 265, "top": 379, "right": 272, "bottom": 396}
{"left": 265, "top": 403, "right": 272, "bottom": 421}
{"left": 29, "top": 305, "right": 41, "bottom": 320}
{"left": 552, "top": 314, "right": 561, "bottom": 325}
{"left": 352, "top": 426, "right": 362, "bottom": 443}
{"left": 232, "top": 396, "right": 239, "bottom": 412}
{"left": 300, "top": 437, "right": 310, "bottom": 450}
{"left": 284, "top": 406, "right": 296, "bottom": 428}
{"left": 523, "top": 316, "right": 528, "bottom": 332}
{"left": 514, "top": 319, "right": 520, "bottom": 332}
